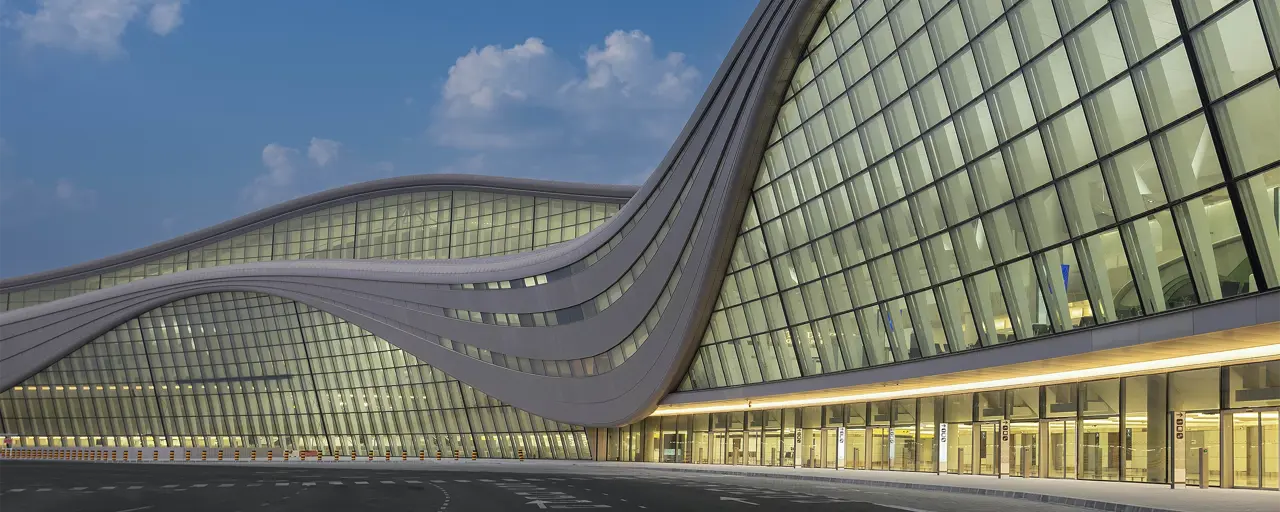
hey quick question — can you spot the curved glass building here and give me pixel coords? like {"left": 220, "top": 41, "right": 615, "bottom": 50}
{"left": 3, "top": 0, "right": 1279, "bottom": 490}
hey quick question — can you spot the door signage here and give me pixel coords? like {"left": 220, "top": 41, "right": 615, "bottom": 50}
{"left": 1174, "top": 412, "right": 1185, "bottom": 440}
{"left": 888, "top": 429, "right": 896, "bottom": 461}
{"left": 836, "top": 427, "right": 846, "bottom": 469}
{"left": 938, "top": 423, "right": 949, "bottom": 465}
{"left": 1000, "top": 420, "right": 1010, "bottom": 443}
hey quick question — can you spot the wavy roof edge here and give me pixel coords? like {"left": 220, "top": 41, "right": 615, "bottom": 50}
{"left": 0, "top": 173, "right": 638, "bottom": 291}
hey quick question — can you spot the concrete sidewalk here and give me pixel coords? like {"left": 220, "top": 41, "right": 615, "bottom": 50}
{"left": 619, "top": 462, "right": 1275, "bottom": 512}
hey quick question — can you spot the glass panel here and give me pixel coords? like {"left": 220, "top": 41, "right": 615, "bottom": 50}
{"left": 1235, "top": 167, "right": 1280, "bottom": 287}
{"left": 1191, "top": 2, "right": 1273, "bottom": 99}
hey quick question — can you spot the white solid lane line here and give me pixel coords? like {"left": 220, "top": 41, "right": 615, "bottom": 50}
{"left": 275, "top": 482, "right": 290, "bottom": 486}
{"left": 127, "top": 486, "right": 143, "bottom": 490}
{"left": 329, "top": 481, "right": 343, "bottom": 485}
{"left": 405, "top": 480, "right": 422, "bottom": 483}
{"left": 380, "top": 481, "right": 395, "bottom": 484}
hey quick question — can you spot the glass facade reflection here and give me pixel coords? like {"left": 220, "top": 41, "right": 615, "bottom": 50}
{"left": 0, "top": 292, "right": 589, "bottom": 459}
{"left": 1, "top": 191, "right": 622, "bottom": 311}
{"left": 682, "top": 0, "right": 1280, "bottom": 391}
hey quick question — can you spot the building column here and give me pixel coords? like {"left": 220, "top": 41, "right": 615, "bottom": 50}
{"left": 1171, "top": 412, "right": 1187, "bottom": 488}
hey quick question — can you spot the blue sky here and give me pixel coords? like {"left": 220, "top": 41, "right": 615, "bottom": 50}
{"left": 0, "top": 0, "right": 755, "bottom": 278}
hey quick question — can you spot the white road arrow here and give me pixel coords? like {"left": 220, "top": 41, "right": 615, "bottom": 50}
{"left": 720, "top": 496, "right": 759, "bottom": 506}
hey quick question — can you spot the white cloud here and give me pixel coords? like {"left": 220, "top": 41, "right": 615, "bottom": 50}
{"left": 14, "top": 0, "right": 185, "bottom": 57}
{"left": 307, "top": 137, "right": 341, "bottom": 167}
{"left": 53, "top": 177, "right": 97, "bottom": 207}
{"left": 242, "top": 143, "right": 299, "bottom": 207}
{"left": 429, "top": 29, "right": 701, "bottom": 175}
{"left": 146, "top": 0, "right": 183, "bottom": 36}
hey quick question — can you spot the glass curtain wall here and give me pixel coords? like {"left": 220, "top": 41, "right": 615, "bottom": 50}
{"left": 0, "top": 292, "right": 590, "bottom": 459}
{"left": 684, "top": 0, "right": 1280, "bottom": 394}
{"left": 2, "top": 192, "right": 622, "bottom": 310}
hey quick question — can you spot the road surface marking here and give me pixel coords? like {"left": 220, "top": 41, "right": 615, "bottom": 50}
{"left": 478, "top": 479, "right": 495, "bottom": 482}
{"left": 247, "top": 483, "right": 261, "bottom": 487}
{"left": 302, "top": 482, "right": 316, "bottom": 486}
{"left": 380, "top": 480, "right": 395, "bottom": 484}
{"left": 405, "top": 480, "right": 421, "bottom": 484}
{"left": 275, "top": 482, "right": 289, "bottom": 486}
{"left": 36, "top": 488, "right": 51, "bottom": 492}
{"left": 127, "top": 486, "right": 143, "bottom": 490}
{"left": 354, "top": 481, "right": 369, "bottom": 485}
{"left": 454, "top": 479, "right": 470, "bottom": 483}
{"left": 217, "top": 483, "right": 235, "bottom": 487}
{"left": 329, "top": 481, "right": 343, "bottom": 485}
{"left": 431, "top": 480, "right": 446, "bottom": 483}
{"left": 99, "top": 486, "right": 116, "bottom": 490}
{"left": 71, "top": 487, "right": 88, "bottom": 491}
{"left": 161, "top": 485, "right": 178, "bottom": 489}
{"left": 190, "top": 484, "right": 207, "bottom": 488}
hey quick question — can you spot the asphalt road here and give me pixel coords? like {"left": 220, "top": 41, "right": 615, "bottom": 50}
{"left": 0, "top": 461, "right": 1085, "bottom": 512}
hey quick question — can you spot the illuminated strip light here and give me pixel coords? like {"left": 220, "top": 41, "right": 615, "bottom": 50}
{"left": 652, "top": 343, "right": 1280, "bottom": 416}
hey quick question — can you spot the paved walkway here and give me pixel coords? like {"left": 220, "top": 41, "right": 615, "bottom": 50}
{"left": 619, "top": 462, "right": 1276, "bottom": 512}
{"left": 18, "top": 457, "right": 1275, "bottom": 511}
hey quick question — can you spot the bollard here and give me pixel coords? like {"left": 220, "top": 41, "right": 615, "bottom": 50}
{"left": 284, "top": 450, "right": 290, "bottom": 461}
{"left": 268, "top": 451, "right": 273, "bottom": 462}
{"left": 202, "top": 450, "right": 208, "bottom": 461}
{"left": 385, "top": 452, "right": 391, "bottom": 462}
{"left": 1021, "top": 447, "right": 1030, "bottom": 478}
{"left": 402, "top": 451, "right": 408, "bottom": 461}
{"left": 138, "top": 450, "right": 143, "bottom": 462}
{"left": 153, "top": 450, "right": 159, "bottom": 462}
{"left": 170, "top": 450, "right": 175, "bottom": 462}
{"left": 471, "top": 450, "right": 477, "bottom": 461}
{"left": 185, "top": 450, "right": 190, "bottom": 462}
{"left": 419, "top": 450, "right": 425, "bottom": 461}
{"left": 436, "top": 450, "right": 442, "bottom": 461}
{"left": 518, "top": 449, "right": 524, "bottom": 462}
{"left": 234, "top": 450, "right": 240, "bottom": 462}
{"left": 252, "top": 450, "right": 257, "bottom": 461}
{"left": 218, "top": 450, "right": 224, "bottom": 461}
{"left": 454, "top": 450, "right": 459, "bottom": 461}
{"left": 333, "top": 452, "right": 340, "bottom": 462}
{"left": 1199, "top": 448, "right": 1209, "bottom": 489}
{"left": 352, "top": 450, "right": 357, "bottom": 462}
{"left": 369, "top": 451, "right": 374, "bottom": 462}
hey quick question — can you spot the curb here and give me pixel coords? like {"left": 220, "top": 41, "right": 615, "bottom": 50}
{"left": 636, "top": 466, "right": 1182, "bottom": 512}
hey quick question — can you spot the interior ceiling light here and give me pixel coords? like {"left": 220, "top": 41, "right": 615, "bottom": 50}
{"left": 652, "top": 343, "right": 1280, "bottom": 416}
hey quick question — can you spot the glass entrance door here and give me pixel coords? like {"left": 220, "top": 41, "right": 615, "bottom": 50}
{"left": 845, "top": 428, "right": 865, "bottom": 469}
{"left": 801, "top": 429, "right": 821, "bottom": 468}
{"left": 1185, "top": 412, "right": 1220, "bottom": 487}
{"left": 1044, "top": 419, "right": 1076, "bottom": 479}
{"left": 1230, "top": 409, "right": 1279, "bottom": 490}
{"left": 869, "top": 426, "right": 891, "bottom": 470}
{"left": 822, "top": 428, "right": 839, "bottom": 469}
{"left": 977, "top": 422, "right": 999, "bottom": 476}
{"left": 726, "top": 433, "right": 744, "bottom": 465}
{"left": 948, "top": 423, "right": 974, "bottom": 474}
{"left": 1009, "top": 422, "right": 1039, "bottom": 477}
